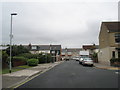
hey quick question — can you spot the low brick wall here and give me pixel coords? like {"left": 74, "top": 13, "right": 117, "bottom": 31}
{"left": 2, "top": 62, "right": 8, "bottom": 69}
{"left": 13, "top": 60, "right": 26, "bottom": 67}
{"left": 111, "top": 62, "right": 120, "bottom": 67}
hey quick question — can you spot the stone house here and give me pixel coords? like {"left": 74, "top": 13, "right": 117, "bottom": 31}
{"left": 98, "top": 22, "right": 120, "bottom": 65}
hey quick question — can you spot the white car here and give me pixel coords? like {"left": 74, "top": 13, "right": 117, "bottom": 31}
{"left": 81, "top": 58, "right": 94, "bottom": 66}
{"left": 75, "top": 57, "right": 80, "bottom": 61}
{"left": 72, "top": 57, "right": 79, "bottom": 61}
{"left": 79, "top": 57, "right": 84, "bottom": 64}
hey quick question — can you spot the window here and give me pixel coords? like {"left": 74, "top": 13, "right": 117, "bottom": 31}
{"left": 115, "top": 33, "right": 120, "bottom": 43}
{"left": 32, "top": 46, "right": 37, "bottom": 50}
{"left": 112, "top": 51, "right": 115, "bottom": 58}
{"left": 118, "top": 51, "right": 120, "bottom": 58}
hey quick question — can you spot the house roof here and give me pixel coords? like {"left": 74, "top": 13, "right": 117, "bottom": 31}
{"left": 50, "top": 45, "right": 61, "bottom": 50}
{"left": 103, "top": 22, "right": 120, "bottom": 32}
{"left": 39, "top": 45, "right": 50, "bottom": 50}
{"left": 82, "top": 45, "right": 98, "bottom": 50}
{"left": 24, "top": 44, "right": 61, "bottom": 51}
{"left": 83, "top": 45, "right": 94, "bottom": 50}
{"left": 62, "top": 48, "right": 82, "bottom": 52}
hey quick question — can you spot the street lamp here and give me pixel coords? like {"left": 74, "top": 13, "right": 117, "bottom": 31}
{"left": 9, "top": 13, "right": 17, "bottom": 73}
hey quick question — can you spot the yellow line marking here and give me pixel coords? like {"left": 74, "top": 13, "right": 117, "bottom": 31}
{"left": 13, "top": 63, "right": 61, "bottom": 88}
{"left": 13, "top": 69, "right": 48, "bottom": 88}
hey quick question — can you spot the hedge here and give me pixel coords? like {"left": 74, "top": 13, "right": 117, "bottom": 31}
{"left": 7, "top": 56, "right": 27, "bottom": 62}
{"left": 7, "top": 56, "right": 28, "bottom": 67}
{"left": 18, "top": 53, "right": 39, "bottom": 59}
{"left": 27, "top": 59, "right": 39, "bottom": 66}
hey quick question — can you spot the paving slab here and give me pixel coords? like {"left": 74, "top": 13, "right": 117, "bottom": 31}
{"left": 2, "top": 76, "right": 27, "bottom": 88}
{"left": 94, "top": 63, "right": 120, "bottom": 70}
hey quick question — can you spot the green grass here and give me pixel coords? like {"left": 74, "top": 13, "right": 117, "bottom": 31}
{"left": 2, "top": 68, "right": 22, "bottom": 74}
{"left": 0, "top": 70, "right": 2, "bottom": 74}
{"left": 18, "top": 65, "right": 33, "bottom": 69}
{"left": 2, "top": 65, "right": 34, "bottom": 74}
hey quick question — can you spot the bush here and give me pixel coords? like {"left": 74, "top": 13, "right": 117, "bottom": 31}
{"left": 18, "top": 53, "right": 39, "bottom": 59}
{"left": 38, "top": 53, "right": 52, "bottom": 63}
{"left": 27, "top": 59, "right": 39, "bottom": 66}
{"left": 6, "top": 45, "right": 29, "bottom": 56}
{"left": 38, "top": 55, "right": 46, "bottom": 63}
{"left": 110, "top": 58, "right": 120, "bottom": 63}
{"left": 2, "top": 51, "right": 8, "bottom": 63}
{"left": 46, "top": 54, "right": 52, "bottom": 63}
{"left": 2, "top": 51, "right": 9, "bottom": 68}
{"left": 110, "top": 58, "right": 120, "bottom": 67}
{"left": 13, "top": 56, "right": 28, "bottom": 61}
{"left": 7, "top": 56, "right": 28, "bottom": 67}
{"left": 7, "top": 56, "right": 27, "bottom": 62}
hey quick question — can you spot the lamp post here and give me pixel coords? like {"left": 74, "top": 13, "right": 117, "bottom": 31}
{"left": 9, "top": 13, "right": 17, "bottom": 73}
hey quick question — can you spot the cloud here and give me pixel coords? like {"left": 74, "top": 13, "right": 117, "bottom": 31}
{"left": 2, "top": 1, "right": 118, "bottom": 48}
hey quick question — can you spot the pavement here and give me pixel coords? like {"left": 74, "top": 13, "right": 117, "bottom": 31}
{"left": 2, "top": 61, "right": 64, "bottom": 89}
{"left": 94, "top": 63, "right": 120, "bottom": 70}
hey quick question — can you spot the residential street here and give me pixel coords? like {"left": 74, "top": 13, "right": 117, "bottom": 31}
{"left": 16, "top": 60, "right": 119, "bottom": 88}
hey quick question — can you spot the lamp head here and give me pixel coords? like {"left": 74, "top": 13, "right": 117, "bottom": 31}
{"left": 11, "top": 13, "right": 17, "bottom": 15}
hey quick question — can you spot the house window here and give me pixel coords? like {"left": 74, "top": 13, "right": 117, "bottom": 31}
{"left": 115, "top": 33, "right": 120, "bottom": 43}
{"left": 32, "top": 46, "right": 37, "bottom": 50}
{"left": 112, "top": 51, "right": 115, "bottom": 58}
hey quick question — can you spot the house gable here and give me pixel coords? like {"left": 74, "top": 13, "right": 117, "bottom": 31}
{"left": 99, "top": 23, "right": 110, "bottom": 49}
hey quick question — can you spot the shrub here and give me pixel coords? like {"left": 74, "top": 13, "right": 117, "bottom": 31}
{"left": 18, "top": 53, "right": 39, "bottom": 59}
{"left": 46, "top": 54, "right": 52, "bottom": 63}
{"left": 7, "top": 56, "right": 28, "bottom": 67}
{"left": 2, "top": 51, "right": 9, "bottom": 68}
{"left": 38, "top": 53, "right": 52, "bottom": 63}
{"left": 7, "top": 56, "right": 27, "bottom": 62}
{"left": 2, "top": 51, "right": 8, "bottom": 63}
{"left": 110, "top": 58, "right": 120, "bottom": 63}
{"left": 6, "top": 45, "right": 29, "bottom": 56}
{"left": 27, "top": 59, "right": 39, "bottom": 66}
{"left": 13, "top": 56, "right": 28, "bottom": 61}
{"left": 38, "top": 55, "right": 46, "bottom": 63}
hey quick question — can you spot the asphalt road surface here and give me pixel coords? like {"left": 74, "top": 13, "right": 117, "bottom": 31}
{"left": 17, "top": 60, "right": 119, "bottom": 88}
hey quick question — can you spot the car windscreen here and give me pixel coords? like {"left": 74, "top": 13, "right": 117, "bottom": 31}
{"left": 84, "top": 58, "right": 92, "bottom": 61}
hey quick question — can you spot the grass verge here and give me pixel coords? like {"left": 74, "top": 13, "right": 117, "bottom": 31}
{"left": 2, "top": 65, "right": 34, "bottom": 74}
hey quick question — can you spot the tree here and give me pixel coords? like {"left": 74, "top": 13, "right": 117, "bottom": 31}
{"left": 6, "top": 45, "right": 29, "bottom": 56}
{"left": 2, "top": 51, "right": 9, "bottom": 68}
{"left": 92, "top": 52, "right": 98, "bottom": 63}
{"left": 2, "top": 51, "right": 8, "bottom": 62}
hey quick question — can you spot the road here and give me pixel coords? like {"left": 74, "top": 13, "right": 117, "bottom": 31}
{"left": 17, "top": 60, "right": 119, "bottom": 88}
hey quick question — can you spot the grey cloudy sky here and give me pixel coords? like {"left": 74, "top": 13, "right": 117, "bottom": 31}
{"left": 1, "top": 0, "right": 118, "bottom": 48}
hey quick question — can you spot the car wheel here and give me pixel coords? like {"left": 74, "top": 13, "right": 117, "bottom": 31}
{"left": 90, "top": 64, "right": 93, "bottom": 67}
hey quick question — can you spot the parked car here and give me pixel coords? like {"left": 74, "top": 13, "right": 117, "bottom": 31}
{"left": 79, "top": 57, "right": 84, "bottom": 64}
{"left": 74, "top": 56, "right": 80, "bottom": 61}
{"left": 65, "top": 57, "right": 69, "bottom": 61}
{"left": 72, "top": 57, "right": 79, "bottom": 61}
{"left": 81, "top": 58, "right": 94, "bottom": 66}
{"left": 79, "top": 56, "right": 89, "bottom": 64}
{"left": 72, "top": 57, "right": 77, "bottom": 60}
